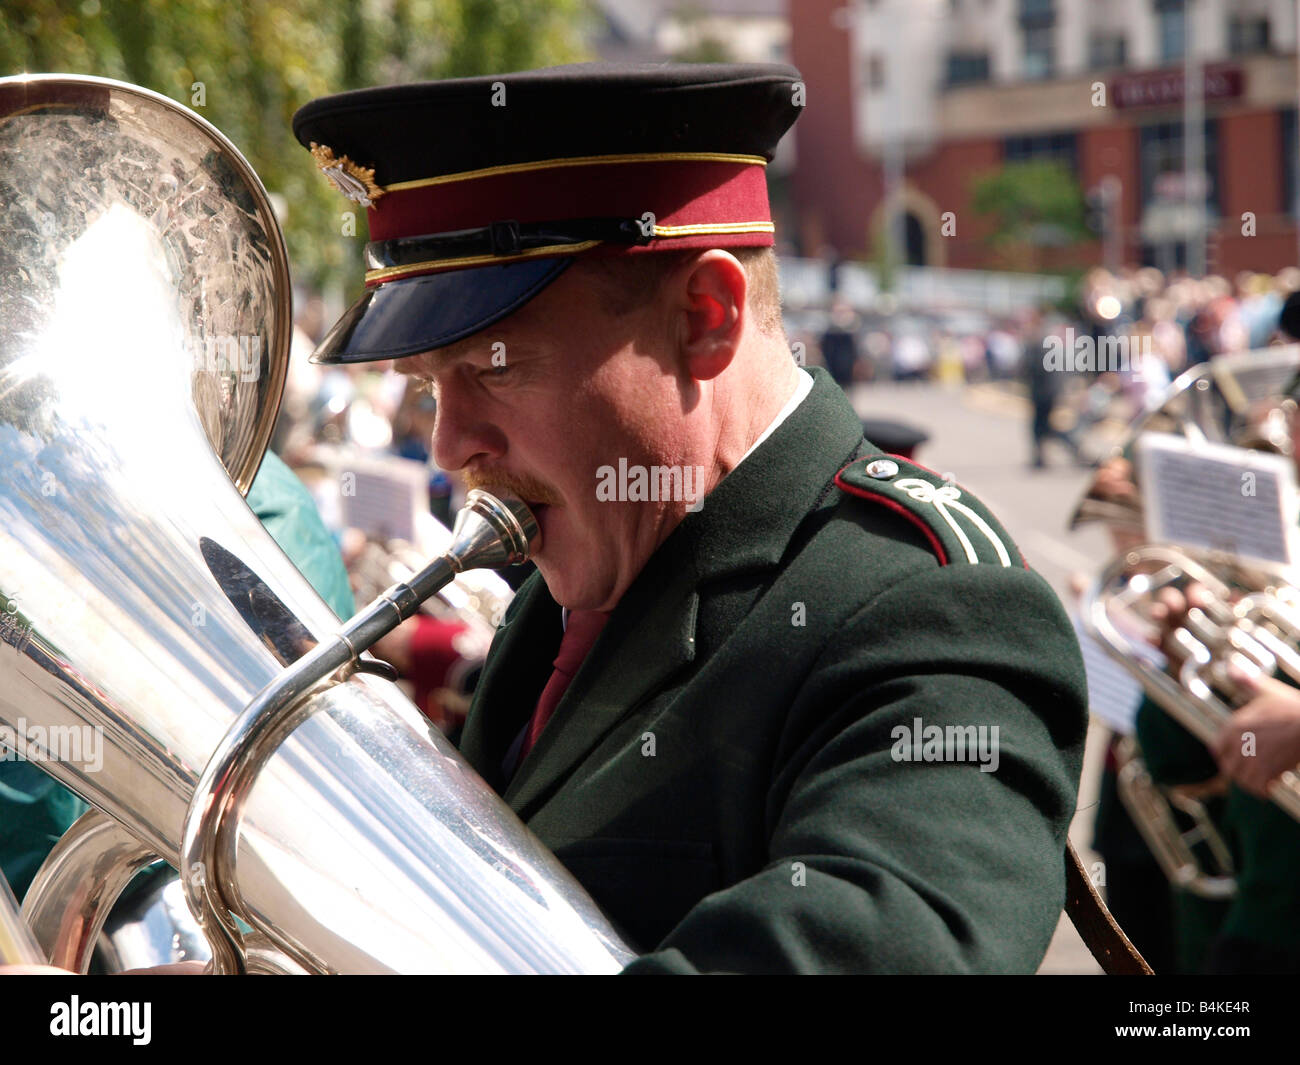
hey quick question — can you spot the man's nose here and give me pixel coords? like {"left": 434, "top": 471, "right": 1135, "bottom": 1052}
{"left": 431, "top": 376, "right": 505, "bottom": 472}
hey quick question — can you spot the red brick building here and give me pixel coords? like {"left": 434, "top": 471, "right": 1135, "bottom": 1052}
{"left": 789, "top": 0, "right": 1300, "bottom": 277}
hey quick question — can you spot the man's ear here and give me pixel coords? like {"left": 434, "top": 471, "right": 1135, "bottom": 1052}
{"left": 675, "top": 251, "right": 747, "bottom": 381}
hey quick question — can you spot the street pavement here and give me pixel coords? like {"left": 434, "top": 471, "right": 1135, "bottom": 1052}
{"left": 846, "top": 377, "right": 1116, "bottom": 975}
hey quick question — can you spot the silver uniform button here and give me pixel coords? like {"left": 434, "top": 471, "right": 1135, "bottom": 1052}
{"left": 865, "top": 458, "right": 899, "bottom": 480}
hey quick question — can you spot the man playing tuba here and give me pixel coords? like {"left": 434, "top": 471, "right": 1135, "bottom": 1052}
{"left": 283, "top": 62, "right": 1090, "bottom": 973}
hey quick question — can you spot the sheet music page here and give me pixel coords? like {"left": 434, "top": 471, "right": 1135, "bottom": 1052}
{"left": 1072, "top": 614, "right": 1144, "bottom": 734}
{"left": 1136, "top": 434, "right": 1298, "bottom": 568}
{"left": 325, "top": 451, "right": 430, "bottom": 543}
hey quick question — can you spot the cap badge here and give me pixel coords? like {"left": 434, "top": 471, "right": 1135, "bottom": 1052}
{"left": 309, "top": 143, "right": 385, "bottom": 208}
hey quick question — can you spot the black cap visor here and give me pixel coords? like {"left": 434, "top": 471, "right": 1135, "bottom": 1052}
{"left": 311, "top": 256, "right": 573, "bottom": 364}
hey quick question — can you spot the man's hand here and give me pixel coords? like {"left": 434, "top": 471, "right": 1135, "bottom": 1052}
{"left": 370, "top": 615, "right": 419, "bottom": 675}
{"left": 1089, "top": 457, "right": 1146, "bottom": 555}
{"left": 1211, "top": 668, "right": 1300, "bottom": 798}
{"left": 1091, "top": 456, "right": 1138, "bottom": 503}
{"left": 1147, "top": 582, "right": 1215, "bottom": 667}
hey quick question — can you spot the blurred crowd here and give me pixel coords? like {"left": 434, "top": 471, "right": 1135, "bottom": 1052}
{"left": 277, "top": 265, "right": 1300, "bottom": 562}
{"left": 1076, "top": 265, "right": 1300, "bottom": 371}
{"left": 265, "top": 264, "right": 1300, "bottom": 727}
{"left": 272, "top": 294, "right": 457, "bottom": 523}
{"left": 797, "top": 266, "right": 1300, "bottom": 393}
{"left": 793, "top": 265, "right": 1300, "bottom": 468}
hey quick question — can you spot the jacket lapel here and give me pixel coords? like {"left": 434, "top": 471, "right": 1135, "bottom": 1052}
{"left": 465, "top": 368, "right": 868, "bottom": 818}
{"left": 501, "top": 535, "right": 701, "bottom": 816}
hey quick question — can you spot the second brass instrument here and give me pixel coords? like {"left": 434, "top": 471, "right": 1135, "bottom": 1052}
{"left": 1075, "top": 348, "right": 1300, "bottom": 867}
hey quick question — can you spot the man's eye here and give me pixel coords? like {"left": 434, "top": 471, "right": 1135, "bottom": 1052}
{"left": 481, "top": 364, "right": 509, "bottom": 379}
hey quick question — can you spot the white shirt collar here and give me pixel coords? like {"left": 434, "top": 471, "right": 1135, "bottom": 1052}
{"left": 733, "top": 367, "right": 813, "bottom": 471}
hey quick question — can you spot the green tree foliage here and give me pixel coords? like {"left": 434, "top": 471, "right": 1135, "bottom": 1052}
{"left": 0, "top": 0, "right": 593, "bottom": 294}
{"left": 969, "top": 160, "right": 1089, "bottom": 272}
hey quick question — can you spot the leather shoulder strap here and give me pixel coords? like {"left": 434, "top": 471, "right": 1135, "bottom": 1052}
{"left": 1065, "top": 841, "right": 1153, "bottom": 975}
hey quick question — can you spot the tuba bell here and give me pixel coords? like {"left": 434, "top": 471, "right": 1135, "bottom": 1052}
{"left": 0, "top": 74, "right": 632, "bottom": 973}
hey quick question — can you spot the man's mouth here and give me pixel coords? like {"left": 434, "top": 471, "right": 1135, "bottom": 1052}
{"left": 524, "top": 501, "right": 551, "bottom": 553}
{"left": 459, "top": 475, "right": 560, "bottom": 552}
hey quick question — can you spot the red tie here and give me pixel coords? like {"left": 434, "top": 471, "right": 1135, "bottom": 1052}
{"left": 516, "top": 609, "right": 611, "bottom": 764}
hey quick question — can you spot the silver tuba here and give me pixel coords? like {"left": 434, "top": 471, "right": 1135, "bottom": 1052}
{"left": 0, "top": 74, "right": 632, "bottom": 973}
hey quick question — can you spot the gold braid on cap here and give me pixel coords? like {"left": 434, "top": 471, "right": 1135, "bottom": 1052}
{"left": 309, "top": 143, "right": 385, "bottom": 208}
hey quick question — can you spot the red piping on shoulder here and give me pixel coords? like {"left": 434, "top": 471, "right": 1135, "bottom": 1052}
{"left": 834, "top": 467, "right": 949, "bottom": 566}
{"left": 847, "top": 454, "right": 1030, "bottom": 571}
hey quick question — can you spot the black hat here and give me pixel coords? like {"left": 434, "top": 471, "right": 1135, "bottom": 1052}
{"left": 861, "top": 418, "right": 930, "bottom": 459}
{"left": 292, "top": 62, "right": 803, "bottom": 364}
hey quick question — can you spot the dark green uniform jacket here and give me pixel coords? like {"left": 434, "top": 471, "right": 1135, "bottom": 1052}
{"left": 459, "top": 368, "right": 1088, "bottom": 973}
{"left": 0, "top": 450, "right": 354, "bottom": 900}
{"left": 1137, "top": 693, "right": 1300, "bottom": 963}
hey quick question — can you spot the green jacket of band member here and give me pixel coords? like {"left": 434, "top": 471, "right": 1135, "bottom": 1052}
{"left": 458, "top": 367, "right": 1088, "bottom": 974}
{"left": 1137, "top": 692, "right": 1300, "bottom": 957}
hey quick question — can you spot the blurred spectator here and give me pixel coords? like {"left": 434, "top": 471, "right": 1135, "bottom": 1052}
{"left": 934, "top": 331, "right": 965, "bottom": 386}
{"left": 891, "top": 328, "right": 931, "bottom": 382}
{"left": 1238, "top": 271, "right": 1284, "bottom": 350}
{"left": 820, "top": 299, "right": 860, "bottom": 389}
{"left": 985, "top": 322, "right": 1022, "bottom": 380}
{"left": 1025, "top": 312, "right": 1088, "bottom": 469}
{"left": 863, "top": 330, "right": 891, "bottom": 379}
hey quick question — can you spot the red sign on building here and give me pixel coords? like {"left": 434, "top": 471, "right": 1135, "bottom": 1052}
{"left": 1110, "top": 63, "right": 1244, "bottom": 110}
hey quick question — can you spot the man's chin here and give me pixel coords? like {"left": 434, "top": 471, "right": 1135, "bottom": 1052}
{"left": 532, "top": 555, "right": 610, "bottom": 612}
{"left": 532, "top": 556, "right": 572, "bottom": 607}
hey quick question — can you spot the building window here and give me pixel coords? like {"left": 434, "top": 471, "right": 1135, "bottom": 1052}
{"left": 904, "top": 212, "right": 928, "bottom": 266}
{"left": 1139, "top": 119, "right": 1219, "bottom": 213}
{"left": 1228, "top": 16, "right": 1270, "bottom": 55}
{"left": 1023, "top": 25, "right": 1055, "bottom": 79}
{"left": 1283, "top": 109, "right": 1297, "bottom": 218}
{"left": 867, "top": 55, "right": 886, "bottom": 91}
{"left": 1004, "top": 131, "right": 1079, "bottom": 174}
{"left": 1018, "top": 0, "right": 1054, "bottom": 23}
{"left": 946, "top": 52, "right": 990, "bottom": 87}
{"left": 1156, "top": 0, "right": 1186, "bottom": 64}
{"left": 1138, "top": 118, "right": 1219, "bottom": 270}
{"left": 1088, "top": 33, "right": 1127, "bottom": 70}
